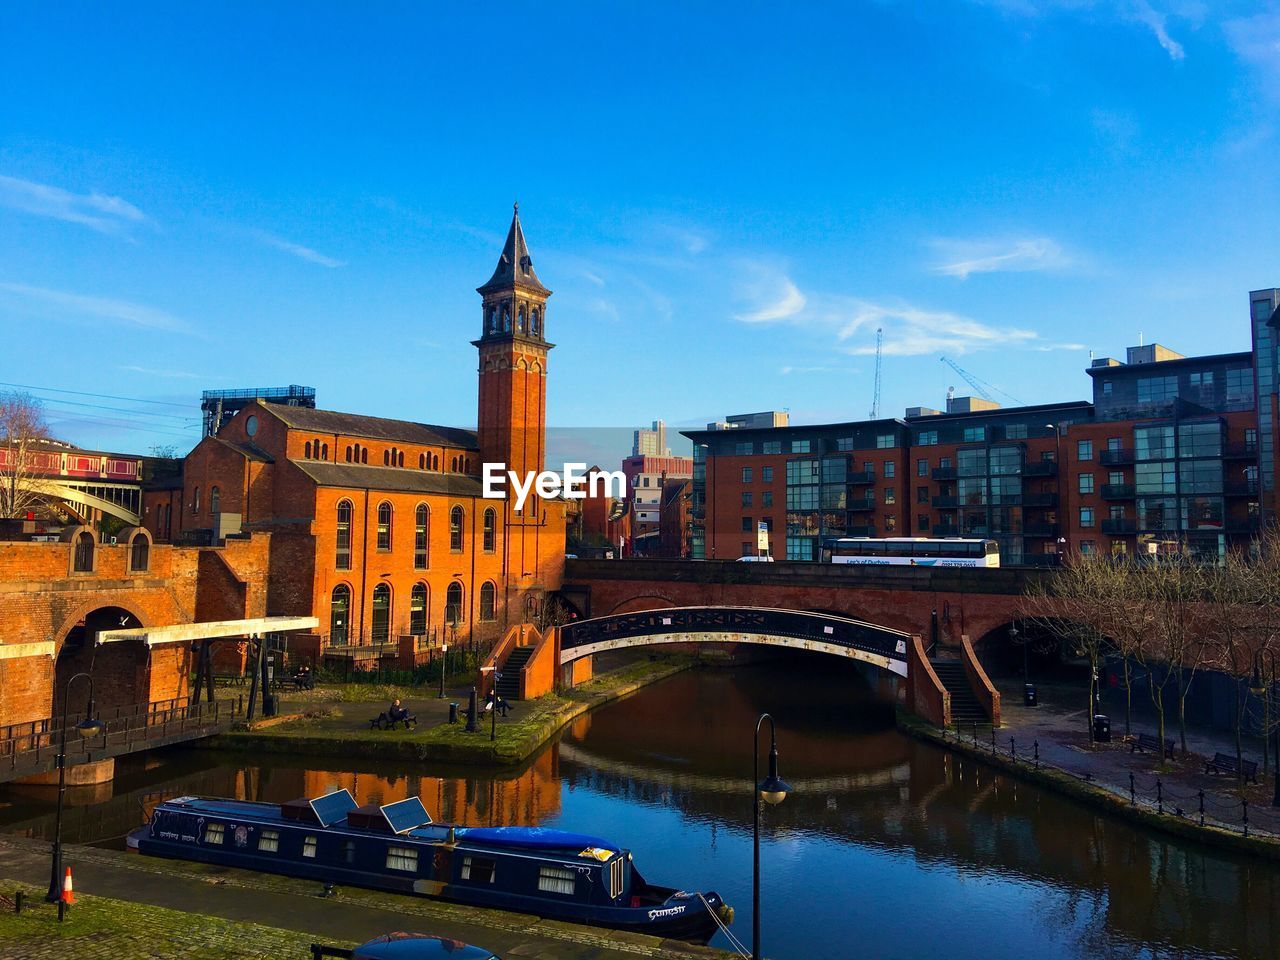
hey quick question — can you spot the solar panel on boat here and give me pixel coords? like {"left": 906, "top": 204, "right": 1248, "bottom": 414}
{"left": 309, "top": 789, "right": 357, "bottom": 827}
{"left": 381, "top": 797, "right": 432, "bottom": 834}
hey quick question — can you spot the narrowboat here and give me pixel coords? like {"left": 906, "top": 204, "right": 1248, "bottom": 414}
{"left": 128, "top": 790, "right": 732, "bottom": 943}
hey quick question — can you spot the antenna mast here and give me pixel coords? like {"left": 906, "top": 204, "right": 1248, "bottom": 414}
{"left": 869, "top": 327, "right": 883, "bottom": 419}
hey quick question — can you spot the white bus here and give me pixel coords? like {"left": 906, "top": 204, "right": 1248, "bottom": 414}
{"left": 824, "top": 537, "right": 1000, "bottom": 568}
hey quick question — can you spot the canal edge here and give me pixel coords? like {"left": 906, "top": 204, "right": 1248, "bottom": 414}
{"left": 895, "top": 710, "right": 1280, "bottom": 864}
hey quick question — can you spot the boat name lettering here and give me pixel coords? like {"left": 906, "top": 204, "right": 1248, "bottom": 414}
{"left": 647, "top": 905, "right": 686, "bottom": 920}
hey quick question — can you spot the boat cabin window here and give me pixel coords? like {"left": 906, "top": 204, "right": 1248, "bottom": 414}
{"left": 609, "top": 857, "right": 624, "bottom": 899}
{"left": 343, "top": 840, "right": 356, "bottom": 864}
{"left": 258, "top": 830, "right": 279, "bottom": 853}
{"left": 386, "top": 846, "right": 419, "bottom": 872}
{"left": 461, "top": 856, "right": 496, "bottom": 884}
{"left": 204, "top": 823, "right": 225, "bottom": 845}
{"left": 303, "top": 835, "right": 318, "bottom": 858}
{"left": 537, "top": 865, "right": 576, "bottom": 895}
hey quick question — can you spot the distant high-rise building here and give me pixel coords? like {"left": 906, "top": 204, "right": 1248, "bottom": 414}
{"left": 705, "top": 411, "right": 789, "bottom": 431}
{"left": 633, "top": 420, "right": 670, "bottom": 457}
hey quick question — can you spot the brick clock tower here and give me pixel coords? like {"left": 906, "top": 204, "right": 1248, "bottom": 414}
{"left": 475, "top": 203, "right": 551, "bottom": 483}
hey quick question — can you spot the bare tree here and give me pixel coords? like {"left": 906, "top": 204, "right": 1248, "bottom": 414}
{"left": 1022, "top": 551, "right": 1116, "bottom": 742}
{"left": 0, "top": 391, "right": 52, "bottom": 520}
{"left": 1203, "top": 547, "right": 1257, "bottom": 770}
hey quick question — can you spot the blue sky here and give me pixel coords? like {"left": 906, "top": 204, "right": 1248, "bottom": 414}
{"left": 2, "top": 1, "right": 1278, "bottom": 460}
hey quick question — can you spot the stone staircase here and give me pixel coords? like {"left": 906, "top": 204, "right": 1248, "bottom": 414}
{"left": 496, "top": 646, "right": 534, "bottom": 700}
{"left": 930, "top": 658, "right": 989, "bottom": 724}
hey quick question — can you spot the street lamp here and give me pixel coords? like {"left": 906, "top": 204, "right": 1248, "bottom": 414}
{"left": 752, "top": 713, "right": 790, "bottom": 960}
{"left": 490, "top": 672, "right": 502, "bottom": 742}
{"left": 438, "top": 641, "right": 448, "bottom": 699}
{"left": 46, "top": 672, "right": 103, "bottom": 904}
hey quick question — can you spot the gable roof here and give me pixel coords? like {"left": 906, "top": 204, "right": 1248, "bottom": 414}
{"left": 265, "top": 404, "right": 477, "bottom": 449}
{"left": 290, "top": 460, "right": 485, "bottom": 498}
{"left": 477, "top": 205, "right": 550, "bottom": 296}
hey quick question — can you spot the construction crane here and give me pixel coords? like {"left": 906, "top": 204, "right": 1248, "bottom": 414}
{"left": 868, "top": 328, "right": 883, "bottom": 419}
{"left": 939, "top": 356, "right": 1024, "bottom": 407}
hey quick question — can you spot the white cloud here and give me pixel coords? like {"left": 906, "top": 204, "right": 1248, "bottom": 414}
{"left": 733, "top": 264, "right": 808, "bottom": 323}
{"left": 1128, "top": 0, "right": 1185, "bottom": 59}
{"left": 0, "top": 174, "right": 150, "bottom": 234}
{"left": 836, "top": 300, "right": 1043, "bottom": 357}
{"left": 930, "top": 236, "right": 1071, "bottom": 279}
{"left": 0, "top": 282, "right": 188, "bottom": 333}
{"left": 251, "top": 229, "right": 345, "bottom": 268}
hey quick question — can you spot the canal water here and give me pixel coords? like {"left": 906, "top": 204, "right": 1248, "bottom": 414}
{"left": 4, "top": 651, "right": 1279, "bottom": 960}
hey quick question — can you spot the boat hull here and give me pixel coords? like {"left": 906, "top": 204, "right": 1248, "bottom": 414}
{"left": 128, "top": 827, "right": 724, "bottom": 943}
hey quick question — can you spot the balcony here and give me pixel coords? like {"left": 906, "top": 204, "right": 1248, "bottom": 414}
{"left": 1225, "top": 518, "right": 1262, "bottom": 534}
{"left": 932, "top": 525, "right": 962, "bottom": 537}
{"left": 848, "top": 497, "right": 877, "bottom": 512}
{"left": 1224, "top": 443, "right": 1258, "bottom": 460}
{"left": 1102, "top": 518, "right": 1137, "bottom": 534}
{"left": 1101, "top": 484, "right": 1136, "bottom": 500}
{"left": 932, "top": 495, "right": 960, "bottom": 509}
{"left": 931, "top": 467, "right": 958, "bottom": 481}
{"left": 1023, "top": 461, "right": 1058, "bottom": 478}
{"left": 1021, "top": 492, "right": 1058, "bottom": 508}
{"left": 848, "top": 470, "right": 876, "bottom": 485}
{"left": 847, "top": 525, "right": 876, "bottom": 538}
{"left": 1224, "top": 480, "right": 1260, "bottom": 497}
{"left": 1023, "top": 523, "right": 1060, "bottom": 538}
{"left": 1100, "top": 449, "right": 1135, "bottom": 466}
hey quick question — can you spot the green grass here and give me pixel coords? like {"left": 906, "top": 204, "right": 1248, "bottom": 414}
{"left": 0, "top": 883, "right": 347, "bottom": 959}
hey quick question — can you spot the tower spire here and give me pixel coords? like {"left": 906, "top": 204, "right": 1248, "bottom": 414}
{"left": 478, "top": 204, "right": 549, "bottom": 297}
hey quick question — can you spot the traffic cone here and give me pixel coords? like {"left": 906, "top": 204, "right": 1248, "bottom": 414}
{"left": 61, "top": 867, "right": 74, "bottom": 906}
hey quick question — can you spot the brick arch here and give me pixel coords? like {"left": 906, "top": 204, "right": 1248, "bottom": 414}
{"left": 605, "top": 595, "right": 678, "bottom": 615}
{"left": 53, "top": 596, "right": 150, "bottom": 651}
{"left": 53, "top": 599, "right": 152, "bottom": 717}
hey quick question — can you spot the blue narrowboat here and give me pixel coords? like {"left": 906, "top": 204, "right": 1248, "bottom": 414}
{"left": 128, "top": 790, "right": 732, "bottom": 943}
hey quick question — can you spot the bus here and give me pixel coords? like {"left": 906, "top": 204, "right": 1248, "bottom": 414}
{"left": 823, "top": 537, "right": 1000, "bottom": 568}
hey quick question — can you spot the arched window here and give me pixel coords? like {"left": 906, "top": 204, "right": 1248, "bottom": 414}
{"left": 376, "top": 501, "right": 392, "bottom": 551}
{"left": 433, "top": 454, "right": 440, "bottom": 470}
{"left": 502, "top": 304, "right": 511, "bottom": 332}
{"left": 410, "top": 583, "right": 428, "bottom": 635}
{"left": 419, "top": 453, "right": 425, "bottom": 469}
{"left": 210, "top": 486, "right": 221, "bottom": 514}
{"left": 361, "top": 448, "right": 368, "bottom": 464}
{"left": 450, "top": 505, "right": 464, "bottom": 552}
{"left": 345, "top": 445, "right": 352, "bottom": 463}
{"left": 414, "top": 504, "right": 429, "bottom": 569}
{"left": 336, "top": 500, "right": 352, "bottom": 569}
{"left": 479, "top": 581, "right": 496, "bottom": 621}
{"left": 383, "top": 450, "right": 390, "bottom": 466}
{"left": 129, "top": 532, "right": 150, "bottom": 572}
{"left": 193, "top": 486, "right": 200, "bottom": 515}
{"left": 531, "top": 308, "right": 541, "bottom": 335}
{"left": 330, "top": 584, "right": 350, "bottom": 645}
{"left": 445, "top": 581, "right": 464, "bottom": 625}
{"left": 305, "top": 441, "right": 312, "bottom": 459}
{"left": 451, "top": 456, "right": 458, "bottom": 472}
{"left": 321, "top": 443, "right": 328, "bottom": 460}
{"left": 483, "top": 508, "right": 496, "bottom": 552}
{"left": 371, "top": 583, "right": 391, "bottom": 645}
{"left": 73, "top": 531, "right": 94, "bottom": 572}
{"left": 487, "top": 306, "right": 496, "bottom": 332}
{"left": 517, "top": 306, "right": 525, "bottom": 332}
{"left": 398, "top": 451, "right": 404, "bottom": 467}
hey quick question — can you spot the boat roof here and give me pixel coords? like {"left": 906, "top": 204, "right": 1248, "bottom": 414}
{"left": 156, "top": 796, "right": 622, "bottom": 861}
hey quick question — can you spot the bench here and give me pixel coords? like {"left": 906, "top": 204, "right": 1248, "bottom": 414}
{"left": 1204, "top": 752, "right": 1258, "bottom": 783}
{"left": 213, "top": 674, "right": 247, "bottom": 687}
{"left": 1130, "top": 733, "right": 1175, "bottom": 759}
{"left": 368, "top": 711, "right": 417, "bottom": 731}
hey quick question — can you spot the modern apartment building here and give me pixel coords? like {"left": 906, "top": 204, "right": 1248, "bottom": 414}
{"left": 687, "top": 291, "right": 1280, "bottom": 564}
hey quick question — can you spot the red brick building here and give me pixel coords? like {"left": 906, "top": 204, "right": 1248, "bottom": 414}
{"left": 688, "top": 322, "right": 1272, "bottom": 564}
{"left": 142, "top": 207, "right": 567, "bottom": 649}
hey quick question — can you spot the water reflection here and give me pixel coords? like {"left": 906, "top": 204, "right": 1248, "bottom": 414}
{"left": 2, "top": 653, "right": 1277, "bottom": 960}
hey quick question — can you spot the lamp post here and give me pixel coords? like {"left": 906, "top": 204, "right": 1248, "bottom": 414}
{"left": 752, "top": 713, "right": 790, "bottom": 960}
{"left": 438, "top": 642, "right": 448, "bottom": 699}
{"left": 46, "top": 672, "right": 103, "bottom": 904}
{"left": 1250, "top": 654, "right": 1280, "bottom": 807}
{"left": 490, "top": 672, "right": 502, "bottom": 742}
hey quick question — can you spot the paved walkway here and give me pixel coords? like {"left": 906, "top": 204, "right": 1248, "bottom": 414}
{"left": 983, "top": 678, "right": 1280, "bottom": 837}
{"left": 0, "top": 836, "right": 732, "bottom": 960}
